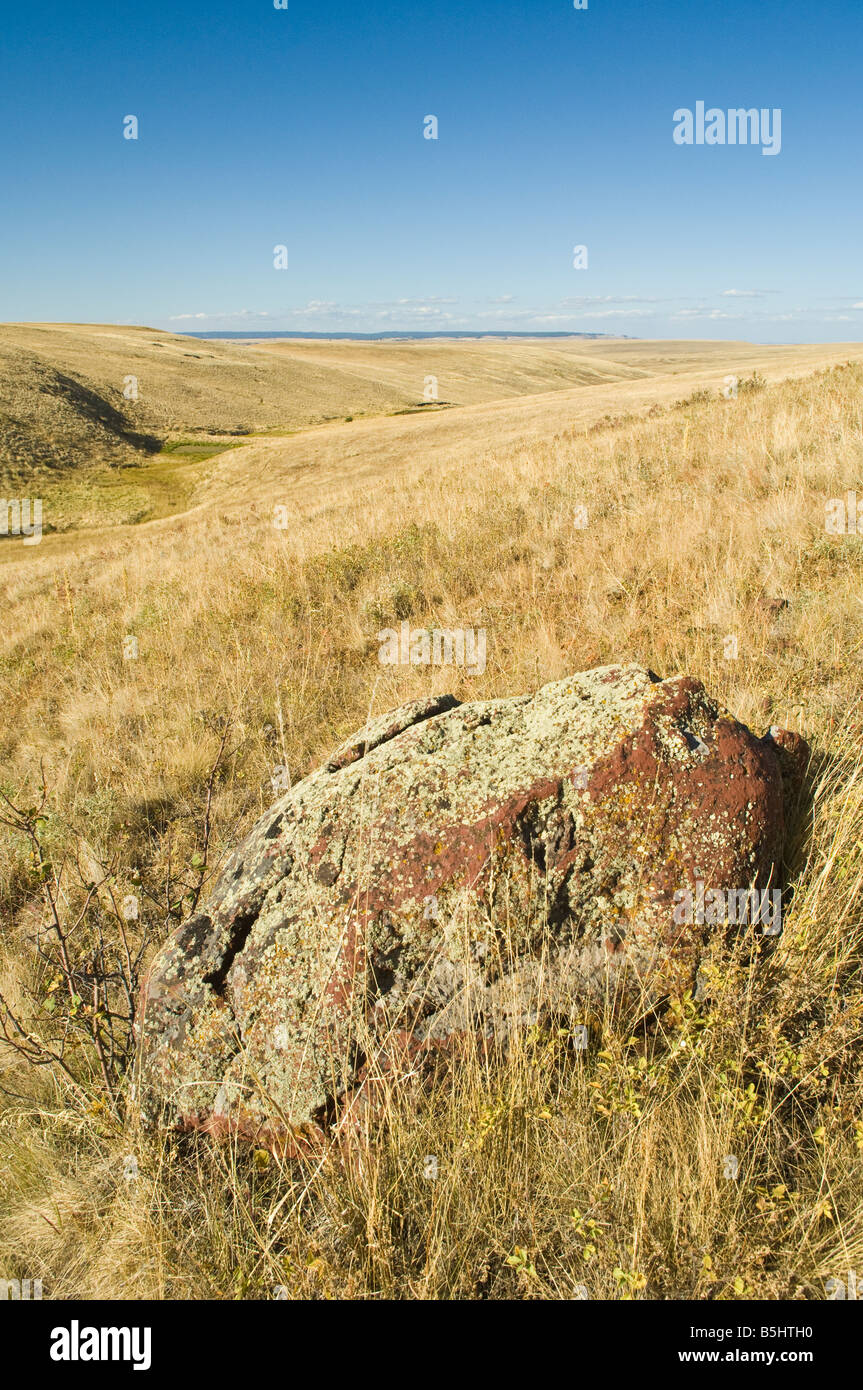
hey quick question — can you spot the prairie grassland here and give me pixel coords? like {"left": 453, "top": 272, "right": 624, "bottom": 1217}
{"left": 1, "top": 353, "right": 862, "bottom": 1299}
{"left": 0, "top": 322, "right": 413, "bottom": 450}
{"left": 6, "top": 335, "right": 857, "bottom": 553}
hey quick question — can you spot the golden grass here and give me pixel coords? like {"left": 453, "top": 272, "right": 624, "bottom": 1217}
{"left": 1, "top": 351, "right": 862, "bottom": 1299}
{"left": 0, "top": 323, "right": 414, "bottom": 447}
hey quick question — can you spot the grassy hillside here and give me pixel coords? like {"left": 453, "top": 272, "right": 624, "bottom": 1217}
{"left": 256, "top": 335, "right": 653, "bottom": 403}
{"left": 0, "top": 323, "right": 420, "bottom": 484}
{"left": 260, "top": 335, "right": 845, "bottom": 405}
{"left": 2, "top": 329, "right": 856, "bottom": 540}
{"left": 0, "top": 345, "right": 862, "bottom": 1299}
{"left": 0, "top": 340, "right": 161, "bottom": 478}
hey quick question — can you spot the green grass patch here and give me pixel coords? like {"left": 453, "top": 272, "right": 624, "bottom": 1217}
{"left": 157, "top": 440, "right": 245, "bottom": 464}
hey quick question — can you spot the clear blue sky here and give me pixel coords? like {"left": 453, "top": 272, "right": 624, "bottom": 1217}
{"left": 1, "top": 0, "right": 861, "bottom": 341}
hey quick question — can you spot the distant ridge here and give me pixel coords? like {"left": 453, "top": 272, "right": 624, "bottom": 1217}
{"left": 186, "top": 330, "right": 632, "bottom": 342}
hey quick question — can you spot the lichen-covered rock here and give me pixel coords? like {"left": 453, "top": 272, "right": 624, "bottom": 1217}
{"left": 136, "top": 665, "right": 807, "bottom": 1146}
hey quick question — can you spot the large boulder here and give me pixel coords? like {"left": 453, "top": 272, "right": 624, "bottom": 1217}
{"left": 136, "top": 665, "right": 807, "bottom": 1146}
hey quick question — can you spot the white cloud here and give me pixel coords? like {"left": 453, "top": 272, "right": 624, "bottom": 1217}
{"left": 374, "top": 307, "right": 456, "bottom": 323}
{"left": 168, "top": 309, "right": 273, "bottom": 323}
{"left": 560, "top": 295, "right": 666, "bottom": 307}
{"left": 285, "top": 298, "right": 459, "bottom": 323}
{"left": 163, "top": 292, "right": 860, "bottom": 338}
{"left": 720, "top": 289, "right": 773, "bottom": 299}
{"left": 289, "top": 301, "right": 362, "bottom": 318}
{"left": 672, "top": 307, "right": 742, "bottom": 321}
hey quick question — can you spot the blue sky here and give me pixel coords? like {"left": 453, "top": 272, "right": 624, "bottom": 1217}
{"left": 1, "top": 0, "right": 861, "bottom": 341}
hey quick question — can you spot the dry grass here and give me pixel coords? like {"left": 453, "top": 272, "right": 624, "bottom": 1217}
{"left": 0, "top": 323, "right": 416, "bottom": 453}
{"left": 1, "top": 348, "right": 862, "bottom": 1299}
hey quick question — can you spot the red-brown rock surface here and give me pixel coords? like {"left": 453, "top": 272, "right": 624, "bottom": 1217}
{"left": 136, "top": 665, "right": 807, "bottom": 1146}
